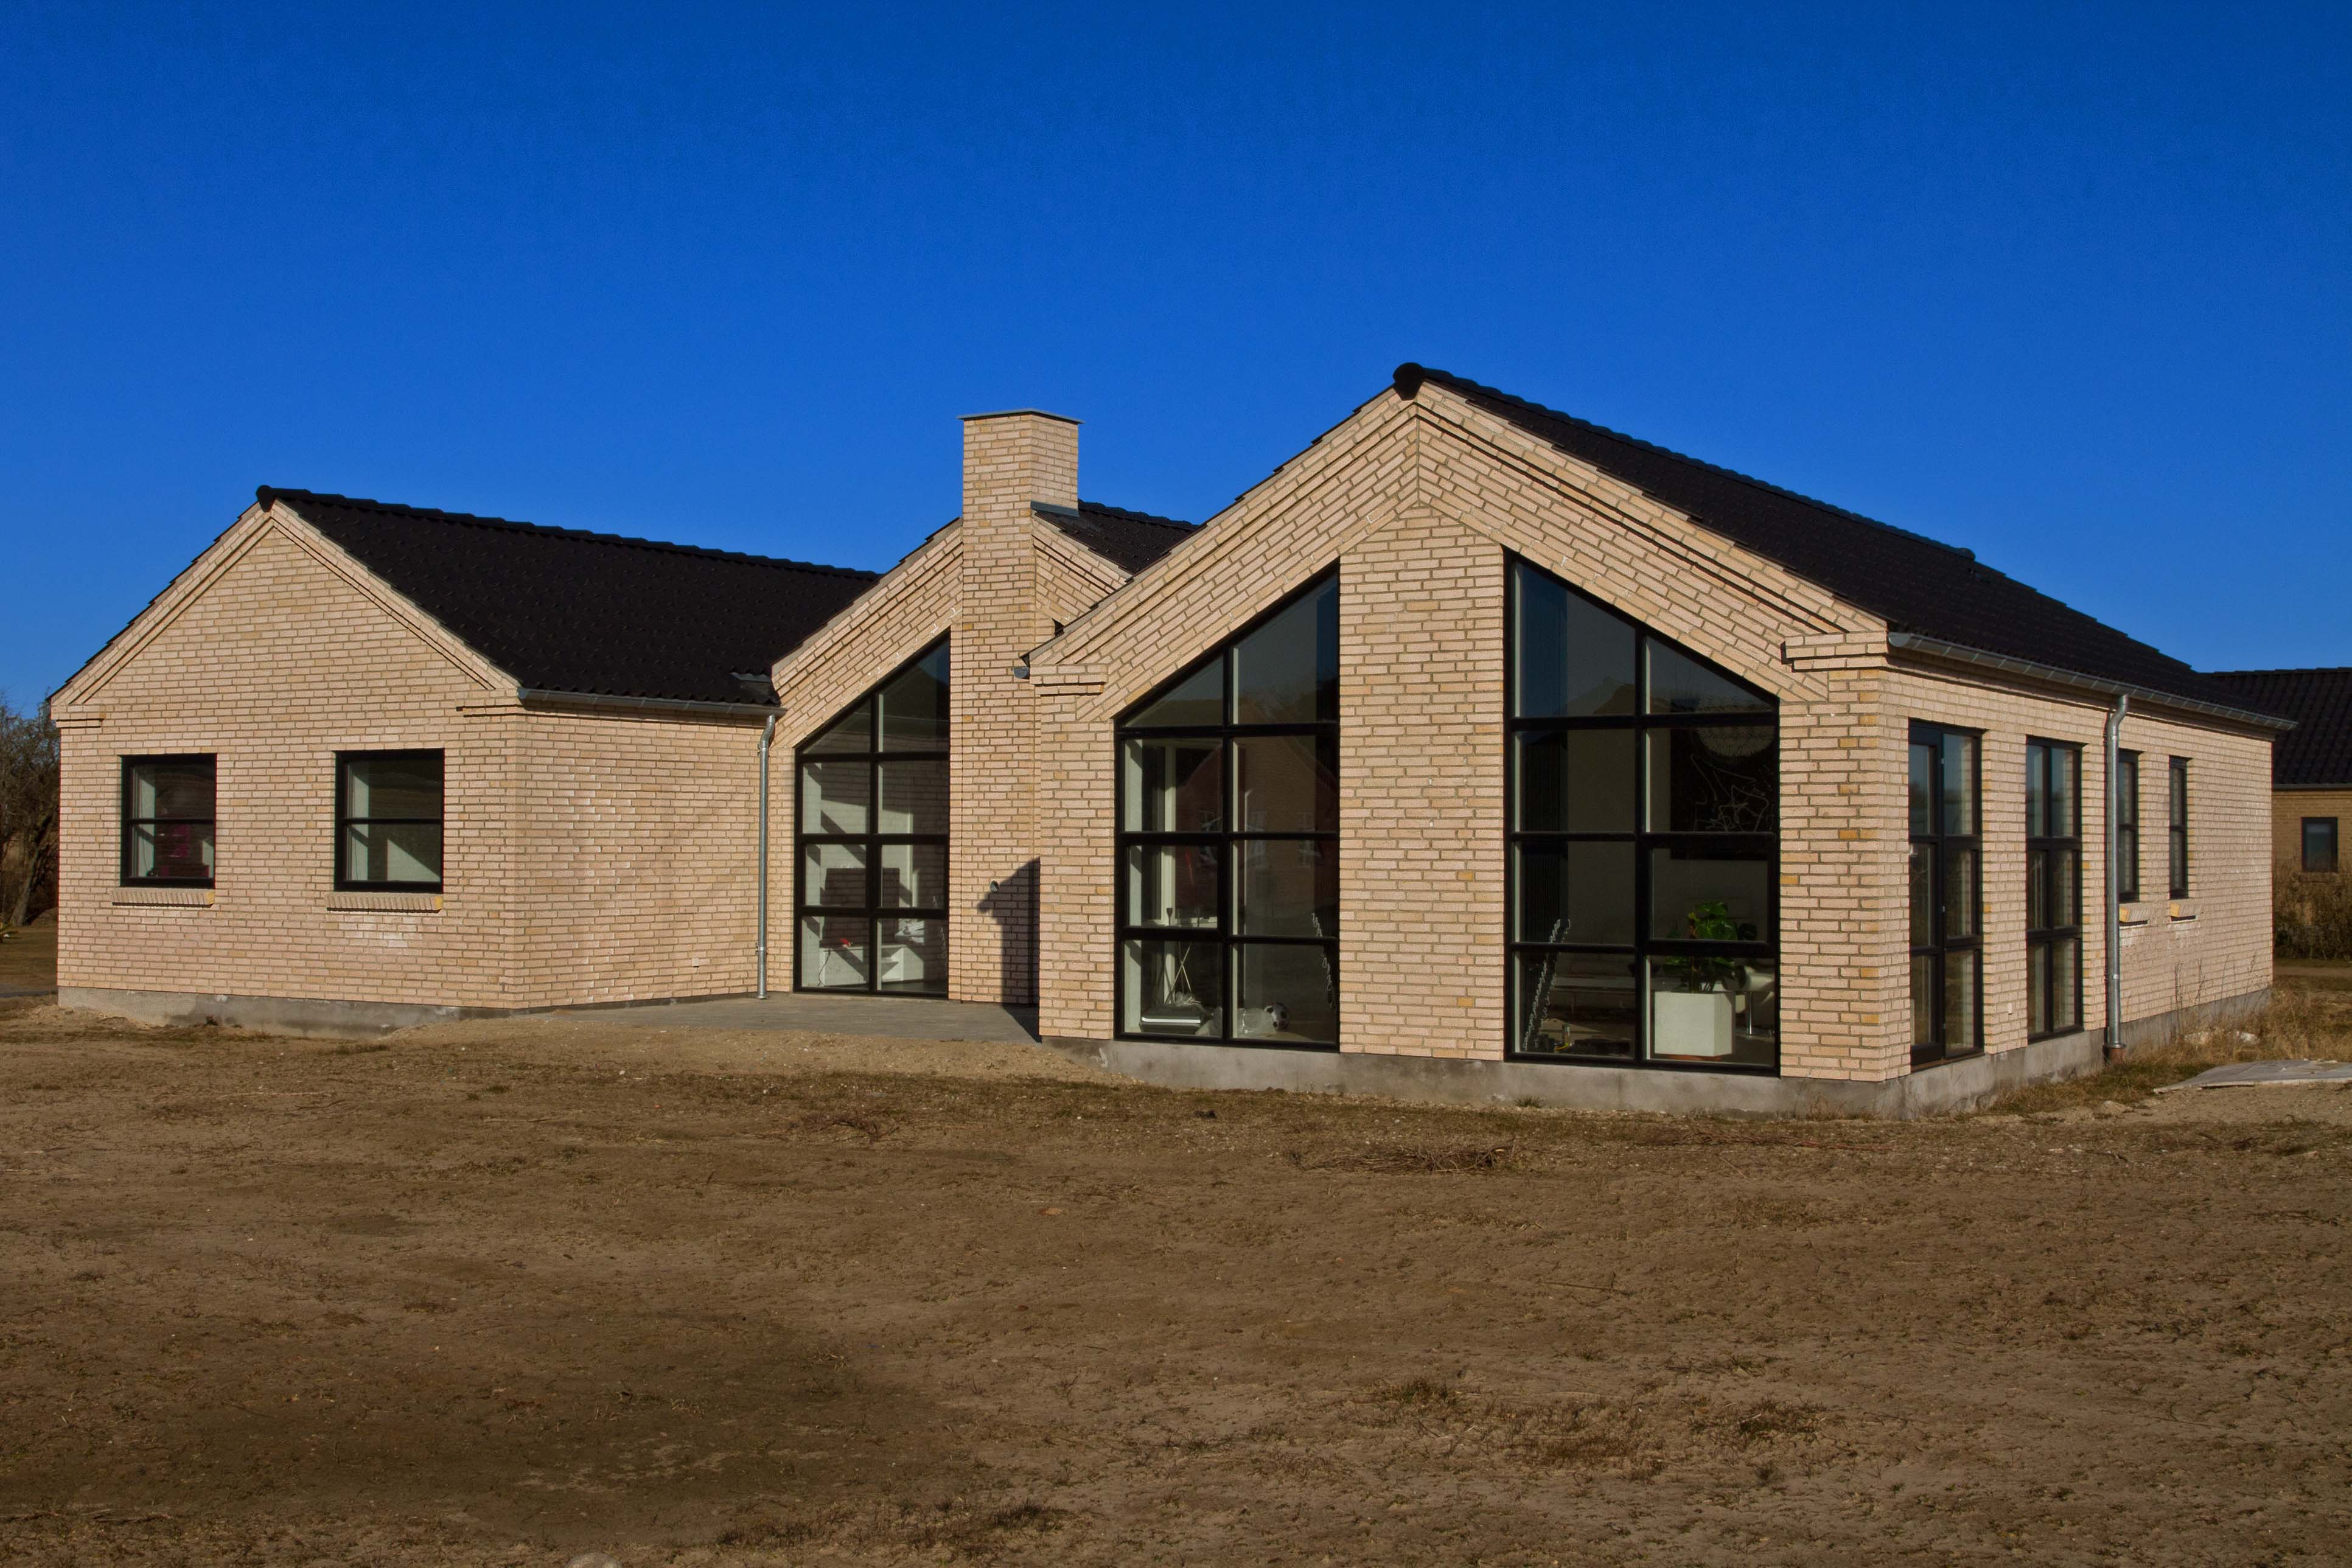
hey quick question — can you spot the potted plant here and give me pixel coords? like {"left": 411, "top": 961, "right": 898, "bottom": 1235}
{"left": 1652, "top": 899, "right": 1756, "bottom": 1059}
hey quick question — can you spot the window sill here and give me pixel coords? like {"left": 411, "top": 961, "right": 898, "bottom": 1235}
{"left": 2118, "top": 901, "right": 2154, "bottom": 926}
{"left": 328, "top": 891, "right": 444, "bottom": 913}
{"left": 112, "top": 887, "right": 214, "bottom": 907}
{"left": 2168, "top": 899, "right": 2198, "bottom": 922}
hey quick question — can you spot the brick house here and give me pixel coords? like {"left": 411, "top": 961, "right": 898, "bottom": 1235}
{"left": 51, "top": 365, "right": 2288, "bottom": 1113}
{"left": 2208, "top": 668, "right": 2351, "bottom": 876}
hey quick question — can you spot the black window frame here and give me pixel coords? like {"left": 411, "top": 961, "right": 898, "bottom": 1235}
{"left": 793, "top": 636, "right": 952, "bottom": 998}
{"left": 120, "top": 753, "right": 218, "bottom": 888}
{"left": 1505, "top": 557, "right": 1780, "bottom": 1075}
{"left": 1113, "top": 573, "right": 1339, "bottom": 1050}
{"left": 2167, "top": 756, "right": 2190, "bottom": 899}
{"left": 2303, "top": 817, "right": 2339, "bottom": 874}
{"left": 334, "top": 749, "right": 446, "bottom": 893}
{"left": 2026, "top": 737, "right": 2084, "bottom": 1042}
{"left": 1909, "top": 723, "right": 1984, "bottom": 1066}
{"left": 2114, "top": 749, "right": 2141, "bottom": 902}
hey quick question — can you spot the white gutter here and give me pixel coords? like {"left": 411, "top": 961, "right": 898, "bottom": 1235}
{"left": 2104, "top": 695, "right": 2129, "bottom": 1056}
{"left": 756, "top": 714, "right": 778, "bottom": 998}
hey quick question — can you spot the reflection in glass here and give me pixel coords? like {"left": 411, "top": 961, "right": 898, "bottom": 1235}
{"left": 800, "top": 915, "right": 871, "bottom": 991}
{"left": 1234, "top": 943, "right": 1339, "bottom": 1042}
{"left": 1515, "top": 951, "right": 1638, "bottom": 1059}
{"left": 1237, "top": 839, "right": 1336, "bottom": 937}
{"left": 1910, "top": 845, "right": 1933, "bottom": 947}
{"left": 2050, "top": 937, "right": 2079, "bottom": 1032}
{"left": 1122, "top": 938, "right": 1222, "bottom": 1037}
{"left": 1125, "top": 843, "right": 1220, "bottom": 930}
{"left": 1908, "top": 742, "right": 1933, "bottom": 836}
{"left": 1647, "top": 642, "right": 1771, "bottom": 715}
{"left": 343, "top": 754, "right": 441, "bottom": 819}
{"left": 1126, "top": 660, "right": 1224, "bottom": 728}
{"left": 1941, "top": 733, "right": 1978, "bottom": 835}
{"left": 879, "top": 843, "right": 946, "bottom": 908}
{"left": 1513, "top": 570, "right": 1635, "bottom": 717}
{"left": 130, "top": 822, "right": 214, "bottom": 882}
{"left": 1122, "top": 738, "right": 1222, "bottom": 832}
{"left": 1945, "top": 950, "right": 1978, "bottom": 1055}
{"left": 877, "top": 917, "right": 945, "bottom": 994}
{"left": 129, "top": 760, "right": 215, "bottom": 820}
{"left": 1515, "top": 840, "right": 1636, "bottom": 946}
{"left": 1943, "top": 846, "right": 1977, "bottom": 939}
{"left": 1649, "top": 956, "right": 1777, "bottom": 1067}
{"left": 343, "top": 823, "right": 441, "bottom": 885}
{"left": 2049, "top": 747, "right": 2078, "bottom": 838}
{"left": 1235, "top": 734, "right": 1336, "bottom": 833}
{"left": 1648, "top": 843, "right": 1771, "bottom": 943}
{"left": 878, "top": 643, "right": 949, "bottom": 750}
{"left": 1234, "top": 577, "right": 1338, "bottom": 724}
{"left": 1910, "top": 955, "right": 1935, "bottom": 1048}
{"left": 803, "top": 842, "right": 868, "bottom": 908}
{"left": 877, "top": 759, "right": 948, "bottom": 834}
{"left": 805, "top": 703, "right": 871, "bottom": 754}
{"left": 1646, "top": 727, "right": 1776, "bottom": 832}
{"left": 800, "top": 760, "right": 870, "bottom": 835}
{"left": 1513, "top": 730, "right": 1635, "bottom": 832}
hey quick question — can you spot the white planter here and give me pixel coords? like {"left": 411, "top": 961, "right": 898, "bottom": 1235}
{"left": 1653, "top": 989, "right": 1734, "bottom": 1059}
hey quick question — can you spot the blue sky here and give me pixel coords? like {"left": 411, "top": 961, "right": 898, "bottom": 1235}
{"left": 3, "top": 1, "right": 2346, "bottom": 706}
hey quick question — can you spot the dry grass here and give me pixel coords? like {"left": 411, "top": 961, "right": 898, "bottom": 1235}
{"left": 2277, "top": 864, "right": 2352, "bottom": 959}
{"left": 1987, "top": 979, "right": 2352, "bottom": 1115}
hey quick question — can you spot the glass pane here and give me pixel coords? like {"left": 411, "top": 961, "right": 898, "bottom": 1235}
{"left": 800, "top": 760, "right": 870, "bottom": 835}
{"left": 878, "top": 643, "right": 949, "bottom": 751}
{"left": 2025, "top": 744, "right": 2049, "bottom": 840}
{"left": 1124, "top": 843, "right": 1220, "bottom": 930}
{"left": 1512, "top": 566, "right": 1635, "bottom": 719}
{"left": 1514, "top": 840, "right": 1635, "bottom": 946}
{"left": 2028, "top": 941, "right": 2050, "bottom": 1035}
{"left": 2051, "top": 848, "right": 2078, "bottom": 929}
{"left": 804, "top": 701, "right": 873, "bottom": 755}
{"left": 1126, "top": 658, "right": 1224, "bottom": 728}
{"left": 1234, "top": 943, "right": 1338, "bottom": 1044}
{"left": 1235, "top": 734, "right": 1337, "bottom": 834}
{"left": 879, "top": 843, "right": 946, "bottom": 909}
{"left": 802, "top": 841, "right": 868, "bottom": 908}
{"left": 2049, "top": 747, "right": 2077, "bottom": 836}
{"left": 1649, "top": 957, "right": 1776, "bottom": 1067}
{"left": 1944, "top": 950, "right": 1978, "bottom": 1053}
{"left": 1236, "top": 838, "right": 1336, "bottom": 938}
{"left": 1909, "top": 844, "right": 1933, "bottom": 947}
{"left": 2027, "top": 848, "right": 2049, "bottom": 931}
{"left": 343, "top": 822, "right": 442, "bottom": 885}
{"left": 2170, "top": 762, "right": 2186, "bottom": 829}
{"left": 1122, "top": 737, "right": 1222, "bottom": 833}
{"left": 1941, "top": 733, "right": 1977, "bottom": 836}
{"left": 2051, "top": 937, "right": 2079, "bottom": 1033}
{"left": 1910, "top": 954, "right": 1936, "bottom": 1050}
{"left": 876, "top": 758, "right": 948, "bottom": 835}
{"left": 876, "top": 916, "right": 946, "bottom": 995}
{"left": 1908, "top": 742, "right": 1933, "bottom": 837}
{"left": 2118, "top": 825, "right": 2138, "bottom": 898}
{"left": 130, "top": 759, "right": 214, "bottom": 820}
{"left": 130, "top": 821, "right": 214, "bottom": 882}
{"left": 801, "top": 915, "right": 870, "bottom": 991}
{"left": 1514, "top": 730, "right": 1635, "bottom": 833}
{"left": 1234, "top": 578, "right": 1338, "bottom": 725}
{"left": 2308, "top": 820, "right": 2339, "bottom": 873}
{"left": 1943, "top": 845, "right": 1977, "bottom": 939}
{"left": 2116, "top": 756, "right": 2138, "bottom": 828}
{"left": 1649, "top": 843, "right": 1771, "bottom": 943}
{"left": 344, "top": 754, "right": 441, "bottom": 819}
{"left": 1515, "top": 951, "right": 1636, "bottom": 1059}
{"left": 1647, "top": 726, "right": 1776, "bottom": 832}
{"left": 1122, "top": 938, "right": 1222, "bottom": 1037}
{"left": 1647, "top": 641, "right": 1771, "bottom": 715}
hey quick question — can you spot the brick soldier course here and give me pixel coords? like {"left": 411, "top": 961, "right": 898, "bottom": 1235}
{"left": 50, "top": 366, "right": 2292, "bottom": 1114}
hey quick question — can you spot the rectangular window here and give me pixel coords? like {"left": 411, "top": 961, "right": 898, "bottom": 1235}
{"left": 2167, "top": 757, "right": 2189, "bottom": 898}
{"left": 1116, "top": 574, "right": 1339, "bottom": 1047}
{"left": 337, "top": 751, "right": 445, "bottom": 891}
{"left": 1909, "top": 724, "right": 1981, "bottom": 1064}
{"left": 121, "top": 755, "right": 217, "bottom": 887}
{"left": 2026, "top": 739, "right": 2082, "bottom": 1040}
{"left": 1509, "top": 560, "right": 1778, "bottom": 1071}
{"left": 2114, "top": 750, "right": 2140, "bottom": 902}
{"left": 2305, "top": 817, "right": 2340, "bottom": 874}
{"left": 796, "top": 639, "right": 951, "bottom": 996}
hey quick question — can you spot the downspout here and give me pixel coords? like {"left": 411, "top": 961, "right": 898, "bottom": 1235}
{"left": 757, "top": 714, "right": 778, "bottom": 998}
{"left": 2104, "top": 694, "right": 2129, "bottom": 1056}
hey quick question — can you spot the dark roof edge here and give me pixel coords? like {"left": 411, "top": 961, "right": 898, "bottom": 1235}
{"left": 2208, "top": 666, "right": 2352, "bottom": 677}
{"left": 1392, "top": 363, "right": 1978, "bottom": 562}
{"left": 515, "top": 686, "right": 777, "bottom": 720}
{"left": 1033, "top": 500, "right": 1197, "bottom": 532}
{"left": 260, "top": 487, "right": 879, "bottom": 582}
{"left": 1888, "top": 633, "right": 2296, "bottom": 731}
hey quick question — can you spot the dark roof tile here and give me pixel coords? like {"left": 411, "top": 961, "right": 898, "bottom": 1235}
{"left": 1038, "top": 500, "right": 1197, "bottom": 574}
{"left": 2207, "top": 669, "right": 2352, "bottom": 787}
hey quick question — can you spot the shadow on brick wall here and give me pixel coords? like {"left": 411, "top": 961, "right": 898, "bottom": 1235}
{"left": 977, "top": 860, "right": 1039, "bottom": 1005}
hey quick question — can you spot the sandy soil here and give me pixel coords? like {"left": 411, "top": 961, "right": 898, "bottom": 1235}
{"left": 3, "top": 991, "right": 2351, "bottom": 1566}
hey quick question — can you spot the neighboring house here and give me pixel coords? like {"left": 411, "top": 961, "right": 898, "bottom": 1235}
{"left": 2208, "top": 667, "right": 2352, "bottom": 874}
{"left": 51, "top": 365, "right": 2289, "bottom": 1114}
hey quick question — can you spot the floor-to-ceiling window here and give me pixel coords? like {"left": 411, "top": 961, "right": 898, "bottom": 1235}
{"left": 2026, "top": 738, "right": 2082, "bottom": 1039}
{"left": 795, "top": 639, "right": 950, "bottom": 995}
{"left": 1910, "top": 723, "right": 1982, "bottom": 1064}
{"left": 1507, "top": 560, "right": 1779, "bottom": 1070}
{"left": 1115, "top": 574, "right": 1338, "bottom": 1046}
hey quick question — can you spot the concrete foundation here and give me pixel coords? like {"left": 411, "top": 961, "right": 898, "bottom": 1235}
{"left": 58, "top": 986, "right": 501, "bottom": 1038}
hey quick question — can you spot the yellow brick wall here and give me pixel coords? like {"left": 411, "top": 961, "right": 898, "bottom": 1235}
{"left": 2275, "top": 789, "right": 2352, "bottom": 871}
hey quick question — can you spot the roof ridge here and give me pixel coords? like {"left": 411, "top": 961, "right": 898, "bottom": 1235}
{"left": 1398, "top": 364, "right": 1978, "bottom": 562}
{"left": 259, "top": 486, "right": 879, "bottom": 582}
{"left": 1078, "top": 498, "right": 1196, "bottom": 531}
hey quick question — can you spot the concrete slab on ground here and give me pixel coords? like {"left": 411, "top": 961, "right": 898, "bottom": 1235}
{"left": 578, "top": 992, "right": 1041, "bottom": 1044}
{"left": 2157, "top": 1059, "right": 2352, "bottom": 1092}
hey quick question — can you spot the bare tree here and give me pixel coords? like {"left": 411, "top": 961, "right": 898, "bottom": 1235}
{"left": 0, "top": 697, "right": 61, "bottom": 931}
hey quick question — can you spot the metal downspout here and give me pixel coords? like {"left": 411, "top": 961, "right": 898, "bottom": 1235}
{"left": 757, "top": 714, "right": 778, "bottom": 998}
{"left": 2105, "top": 695, "right": 2129, "bottom": 1056}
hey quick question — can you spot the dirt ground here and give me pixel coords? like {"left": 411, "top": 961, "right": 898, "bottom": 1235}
{"left": 4, "top": 977, "right": 2351, "bottom": 1566}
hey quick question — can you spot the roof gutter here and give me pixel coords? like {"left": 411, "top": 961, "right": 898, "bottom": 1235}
{"left": 1884, "top": 634, "right": 2295, "bottom": 732}
{"left": 514, "top": 687, "right": 779, "bottom": 721}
